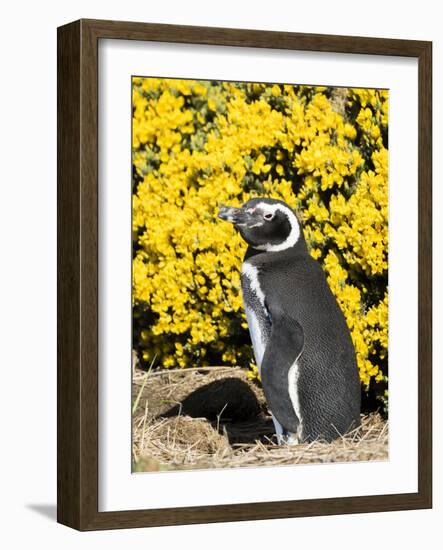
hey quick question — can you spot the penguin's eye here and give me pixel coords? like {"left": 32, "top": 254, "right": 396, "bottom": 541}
{"left": 263, "top": 212, "right": 274, "bottom": 221}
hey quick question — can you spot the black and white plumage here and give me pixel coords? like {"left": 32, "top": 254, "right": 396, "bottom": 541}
{"left": 218, "top": 198, "right": 361, "bottom": 444}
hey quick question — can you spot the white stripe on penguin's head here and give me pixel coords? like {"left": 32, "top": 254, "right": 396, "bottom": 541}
{"left": 253, "top": 202, "right": 300, "bottom": 252}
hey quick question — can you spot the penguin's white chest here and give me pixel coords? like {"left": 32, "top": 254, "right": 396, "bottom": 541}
{"left": 241, "top": 262, "right": 270, "bottom": 372}
{"left": 244, "top": 304, "right": 265, "bottom": 368}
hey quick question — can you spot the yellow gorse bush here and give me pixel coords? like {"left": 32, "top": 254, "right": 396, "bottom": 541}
{"left": 132, "top": 78, "right": 389, "bottom": 405}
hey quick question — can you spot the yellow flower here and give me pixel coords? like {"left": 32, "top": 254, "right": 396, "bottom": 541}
{"left": 132, "top": 77, "right": 389, "bottom": 404}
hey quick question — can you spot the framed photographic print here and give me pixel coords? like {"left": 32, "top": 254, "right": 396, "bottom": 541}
{"left": 57, "top": 19, "right": 432, "bottom": 530}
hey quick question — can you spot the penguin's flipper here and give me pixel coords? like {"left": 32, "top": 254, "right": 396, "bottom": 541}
{"left": 260, "top": 309, "right": 304, "bottom": 435}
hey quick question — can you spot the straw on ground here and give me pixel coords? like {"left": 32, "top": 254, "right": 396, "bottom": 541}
{"left": 132, "top": 367, "right": 388, "bottom": 472}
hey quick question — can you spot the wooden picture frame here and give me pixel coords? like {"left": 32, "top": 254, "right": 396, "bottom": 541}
{"left": 57, "top": 19, "right": 432, "bottom": 530}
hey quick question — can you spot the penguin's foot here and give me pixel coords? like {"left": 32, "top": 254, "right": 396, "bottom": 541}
{"left": 271, "top": 414, "right": 302, "bottom": 445}
{"left": 277, "top": 432, "right": 300, "bottom": 445}
{"left": 285, "top": 433, "right": 300, "bottom": 445}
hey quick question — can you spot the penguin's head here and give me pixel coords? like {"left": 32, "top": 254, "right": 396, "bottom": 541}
{"left": 218, "top": 198, "right": 303, "bottom": 252}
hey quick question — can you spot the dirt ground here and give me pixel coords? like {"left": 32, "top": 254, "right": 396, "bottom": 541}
{"left": 132, "top": 366, "right": 388, "bottom": 472}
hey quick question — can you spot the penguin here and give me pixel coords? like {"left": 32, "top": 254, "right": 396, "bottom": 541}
{"left": 218, "top": 198, "right": 361, "bottom": 444}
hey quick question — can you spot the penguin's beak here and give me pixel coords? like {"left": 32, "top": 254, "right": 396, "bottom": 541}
{"left": 218, "top": 205, "right": 248, "bottom": 225}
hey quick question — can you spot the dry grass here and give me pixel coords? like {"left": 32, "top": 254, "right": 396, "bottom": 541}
{"left": 132, "top": 367, "right": 388, "bottom": 472}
